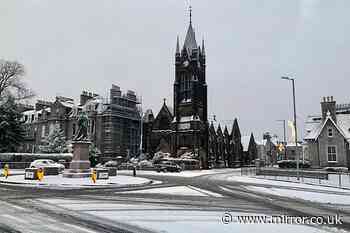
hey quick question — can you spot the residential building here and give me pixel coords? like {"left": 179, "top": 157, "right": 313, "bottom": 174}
{"left": 304, "top": 96, "right": 350, "bottom": 168}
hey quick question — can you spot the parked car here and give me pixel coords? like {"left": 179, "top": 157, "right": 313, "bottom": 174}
{"left": 30, "top": 159, "right": 65, "bottom": 173}
{"left": 155, "top": 161, "right": 182, "bottom": 173}
{"left": 96, "top": 160, "right": 118, "bottom": 168}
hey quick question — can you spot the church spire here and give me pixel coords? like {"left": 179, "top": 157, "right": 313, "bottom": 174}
{"left": 183, "top": 6, "right": 197, "bottom": 56}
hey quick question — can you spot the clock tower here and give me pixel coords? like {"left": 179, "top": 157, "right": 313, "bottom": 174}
{"left": 172, "top": 10, "right": 208, "bottom": 168}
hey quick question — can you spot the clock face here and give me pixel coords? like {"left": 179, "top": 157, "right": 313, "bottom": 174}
{"left": 183, "top": 60, "right": 189, "bottom": 67}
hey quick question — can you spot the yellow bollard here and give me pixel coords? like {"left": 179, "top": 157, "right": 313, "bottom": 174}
{"left": 91, "top": 169, "right": 97, "bottom": 183}
{"left": 37, "top": 168, "right": 44, "bottom": 181}
{"left": 3, "top": 164, "right": 9, "bottom": 179}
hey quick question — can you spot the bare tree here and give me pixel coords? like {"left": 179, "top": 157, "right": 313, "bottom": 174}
{"left": 0, "top": 59, "right": 34, "bottom": 101}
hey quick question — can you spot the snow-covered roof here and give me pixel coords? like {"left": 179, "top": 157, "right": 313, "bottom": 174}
{"left": 179, "top": 115, "right": 200, "bottom": 122}
{"left": 256, "top": 137, "right": 278, "bottom": 147}
{"left": 304, "top": 113, "right": 348, "bottom": 141}
{"left": 336, "top": 114, "right": 350, "bottom": 140}
{"left": 286, "top": 142, "right": 303, "bottom": 147}
{"left": 81, "top": 96, "right": 106, "bottom": 114}
{"left": 304, "top": 115, "right": 322, "bottom": 140}
{"left": 22, "top": 109, "right": 35, "bottom": 115}
{"left": 59, "top": 100, "right": 75, "bottom": 108}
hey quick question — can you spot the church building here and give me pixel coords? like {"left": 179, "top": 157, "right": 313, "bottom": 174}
{"left": 142, "top": 10, "right": 255, "bottom": 169}
{"left": 143, "top": 11, "right": 209, "bottom": 168}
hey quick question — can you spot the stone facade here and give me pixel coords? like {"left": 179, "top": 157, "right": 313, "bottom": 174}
{"left": 21, "top": 85, "right": 141, "bottom": 160}
{"left": 304, "top": 96, "right": 350, "bottom": 168}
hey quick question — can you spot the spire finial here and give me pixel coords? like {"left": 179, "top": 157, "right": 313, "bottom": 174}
{"left": 189, "top": 5, "right": 192, "bottom": 25}
{"left": 176, "top": 35, "right": 180, "bottom": 54}
{"left": 163, "top": 98, "right": 166, "bottom": 105}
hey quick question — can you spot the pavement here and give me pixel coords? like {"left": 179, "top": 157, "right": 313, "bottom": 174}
{"left": 0, "top": 169, "right": 348, "bottom": 232}
{"left": 0, "top": 173, "right": 153, "bottom": 189}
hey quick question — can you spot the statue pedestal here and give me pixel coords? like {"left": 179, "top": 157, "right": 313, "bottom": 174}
{"left": 63, "top": 141, "right": 91, "bottom": 178}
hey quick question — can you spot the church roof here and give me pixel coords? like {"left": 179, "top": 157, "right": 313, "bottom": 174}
{"left": 183, "top": 23, "right": 197, "bottom": 56}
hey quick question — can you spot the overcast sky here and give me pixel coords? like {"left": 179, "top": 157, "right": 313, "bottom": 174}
{"left": 1, "top": 0, "right": 350, "bottom": 141}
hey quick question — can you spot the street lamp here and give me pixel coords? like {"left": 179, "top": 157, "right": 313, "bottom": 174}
{"left": 276, "top": 119, "right": 287, "bottom": 160}
{"left": 281, "top": 76, "right": 300, "bottom": 180}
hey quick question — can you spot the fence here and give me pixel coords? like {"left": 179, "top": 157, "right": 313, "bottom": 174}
{"left": 240, "top": 166, "right": 350, "bottom": 189}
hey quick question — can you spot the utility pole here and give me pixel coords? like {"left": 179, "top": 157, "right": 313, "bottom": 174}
{"left": 281, "top": 76, "right": 299, "bottom": 181}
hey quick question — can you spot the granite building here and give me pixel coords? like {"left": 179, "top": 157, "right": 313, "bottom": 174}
{"left": 21, "top": 85, "right": 141, "bottom": 160}
{"left": 304, "top": 96, "right": 350, "bottom": 168}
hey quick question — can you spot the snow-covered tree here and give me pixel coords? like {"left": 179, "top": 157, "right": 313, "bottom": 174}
{"left": 0, "top": 97, "right": 25, "bottom": 152}
{"left": 39, "top": 126, "right": 68, "bottom": 153}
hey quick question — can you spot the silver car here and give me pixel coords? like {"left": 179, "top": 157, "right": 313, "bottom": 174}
{"left": 30, "top": 159, "right": 65, "bottom": 173}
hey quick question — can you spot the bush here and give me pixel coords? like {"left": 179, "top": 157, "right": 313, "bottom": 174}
{"left": 277, "top": 160, "right": 310, "bottom": 169}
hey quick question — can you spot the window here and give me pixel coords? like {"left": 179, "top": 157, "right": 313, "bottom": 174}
{"left": 72, "top": 123, "right": 76, "bottom": 135}
{"left": 41, "top": 125, "right": 46, "bottom": 138}
{"left": 328, "top": 127, "right": 333, "bottom": 137}
{"left": 327, "top": 146, "right": 337, "bottom": 162}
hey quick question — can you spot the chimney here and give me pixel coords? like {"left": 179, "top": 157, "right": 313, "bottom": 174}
{"left": 110, "top": 85, "right": 121, "bottom": 104}
{"left": 321, "top": 96, "right": 336, "bottom": 122}
{"left": 80, "top": 90, "right": 93, "bottom": 106}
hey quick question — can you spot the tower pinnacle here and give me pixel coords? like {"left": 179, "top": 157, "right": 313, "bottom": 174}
{"left": 176, "top": 35, "right": 180, "bottom": 54}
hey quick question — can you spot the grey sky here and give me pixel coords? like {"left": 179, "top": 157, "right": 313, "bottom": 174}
{"left": 1, "top": 0, "right": 350, "bottom": 141}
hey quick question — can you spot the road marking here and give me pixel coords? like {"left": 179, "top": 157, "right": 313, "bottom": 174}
{"left": 63, "top": 223, "right": 98, "bottom": 233}
{"left": 2, "top": 214, "right": 28, "bottom": 224}
{"left": 187, "top": 186, "right": 224, "bottom": 197}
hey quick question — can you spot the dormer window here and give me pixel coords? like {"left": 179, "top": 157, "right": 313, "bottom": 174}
{"left": 328, "top": 127, "right": 333, "bottom": 137}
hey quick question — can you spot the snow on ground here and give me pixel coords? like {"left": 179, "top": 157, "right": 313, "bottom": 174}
{"left": 228, "top": 175, "right": 350, "bottom": 194}
{"left": 250, "top": 174, "right": 350, "bottom": 190}
{"left": 118, "top": 168, "right": 240, "bottom": 178}
{"left": 119, "top": 185, "right": 224, "bottom": 197}
{"left": 246, "top": 186, "right": 350, "bottom": 205}
{"left": 0, "top": 169, "right": 24, "bottom": 175}
{"left": 39, "top": 198, "right": 345, "bottom": 233}
{"left": 0, "top": 174, "right": 151, "bottom": 188}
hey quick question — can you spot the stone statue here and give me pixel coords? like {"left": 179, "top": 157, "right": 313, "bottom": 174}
{"left": 73, "top": 112, "right": 89, "bottom": 141}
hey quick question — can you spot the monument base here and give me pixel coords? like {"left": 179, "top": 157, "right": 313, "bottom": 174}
{"left": 63, "top": 169, "right": 91, "bottom": 178}
{"left": 63, "top": 141, "right": 92, "bottom": 178}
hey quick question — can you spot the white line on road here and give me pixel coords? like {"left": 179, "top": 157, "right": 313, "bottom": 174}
{"left": 187, "top": 186, "right": 224, "bottom": 197}
{"left": 2, "top": 214, "right": 28, "bottom": 224}
{"left": 63, "top": 223, "right": 98, "bottom": 233}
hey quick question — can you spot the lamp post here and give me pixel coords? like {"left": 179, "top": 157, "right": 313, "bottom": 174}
{"left": 281, "top": 76, "right": 299, "bottom": 180}
{"left": 276, "top": 120, "right": 287, "bottom": 160}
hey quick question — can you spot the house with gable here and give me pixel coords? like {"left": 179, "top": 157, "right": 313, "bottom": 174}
{"left": 304, "top": 96, "right": 350, "bottom": 168}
